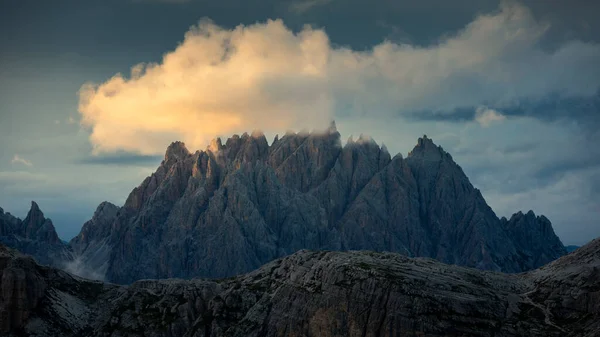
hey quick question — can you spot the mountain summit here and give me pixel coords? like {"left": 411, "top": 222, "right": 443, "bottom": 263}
{"left": 64, "top": 127, "right": 566, "bottom": 284}
{"left": 0, "top": 202, "right": 72, "bottom": 267}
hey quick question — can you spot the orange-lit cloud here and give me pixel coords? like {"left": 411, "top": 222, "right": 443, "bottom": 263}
{"left": 79, "top": 2, "right": 600, "bottom": 155}
{"left": 79, "top": 19, "right": 333, "bottom": 154}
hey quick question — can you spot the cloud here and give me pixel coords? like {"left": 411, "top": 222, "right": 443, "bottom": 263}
{"left": 63, "top": 257, "right": 106, "bottom": 281}
{"left": 0, "top": 171, "right": 45, "bottom": 182}
{"left": 78, "top": 2, "right": 600, "bottom": 155}
{"left": 289, "top": 0, "right": 333, "bottom": 14}
{"left": 77, "top": 152, "right": 163, "bottom": 166}
{"left": 10, "top": 154, "right": 33, "bottom": 167}
{"left": 131, "top": 0, "right": 191, "bottom": 3}
{"left": 475, "top": 106, "right": 506, "bottom": 127}
{"left": 78, "top": 18, "right": 334, "bottom": 154}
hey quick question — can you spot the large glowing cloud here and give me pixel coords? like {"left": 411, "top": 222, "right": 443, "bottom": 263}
{"left": 79, "top": 2, "right": 600, "bottom": 155}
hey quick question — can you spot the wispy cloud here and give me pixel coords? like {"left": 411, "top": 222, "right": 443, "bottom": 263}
{"left": 11, "top": 155, "right": 33, "bottom": 167}
{"left": 475, "top": 106, "right": 506, "bottom": 127}
{"left": 289, "top": 0, "right": 333, "bottom": 14}
{"left": 0, "top": 171, "right": 45, "bottom": 182}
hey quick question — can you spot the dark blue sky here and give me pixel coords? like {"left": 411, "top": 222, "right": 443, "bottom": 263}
{"left": 1, "top": 0, "right": 599, "bottom": 245}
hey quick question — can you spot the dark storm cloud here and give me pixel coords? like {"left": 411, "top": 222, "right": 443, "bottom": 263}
{"left": 534, "top": 153, "right": 600, "bottom": 183}
{"left": 404, "top": 108, "right": 477, "bottom": 123}
{"left": 77, "top": 153, "right": 163, "bottom": 166}
{"left": 499, "top": 94, "right": 600, "bottom": 124}
{"left": 404, "top": 94, "right": 600, "bottom": 130}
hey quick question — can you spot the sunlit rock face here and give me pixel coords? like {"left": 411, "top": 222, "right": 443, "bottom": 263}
{"left": 1, "top": 239, "right": 599, "bottom": 337}
{"left": 57, "top": 124, "right": 565, "bottom": 284}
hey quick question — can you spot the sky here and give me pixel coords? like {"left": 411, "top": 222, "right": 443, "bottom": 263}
{"left": 1, "top": 0, "right": 599, "bottom": 245}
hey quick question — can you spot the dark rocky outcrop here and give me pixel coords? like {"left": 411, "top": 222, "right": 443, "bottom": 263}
{"left": 0, "top": 202, "right": 72, "bottom": 268}
{"left": 501, "top": 211, "right": 568, "bottom": 271}
{"left": 65, "top": 127, "right": 567, "bottom": 284}
{"left": 1, "top": 238, "right": 599, "bottom": 337}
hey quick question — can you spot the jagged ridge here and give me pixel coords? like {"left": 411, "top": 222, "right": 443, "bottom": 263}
{"left": 0, "top": 202, "right": 72, "bottom": 268}
{"left": 66, "top": 125, "right": 566, "bottom": 284}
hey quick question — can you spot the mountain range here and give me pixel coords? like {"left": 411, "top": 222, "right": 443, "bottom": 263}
{"left": 0, "top": 124, "right": 567, "bottom": 284}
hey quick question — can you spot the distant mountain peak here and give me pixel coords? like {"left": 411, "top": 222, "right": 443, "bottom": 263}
{"left": 29, "top": 200, "right": 41, "bottom": 214}
{"left": 93, "top": 201, "right": 119, "bottom": 220}
{"left": 0, "top": 202, "right": 69, "bottom": 266}
{"left": 408, "top": 135, "right": 443, "bottom": 157}
{"left": 406, "top": 135, "right": 461, "bottom": 170}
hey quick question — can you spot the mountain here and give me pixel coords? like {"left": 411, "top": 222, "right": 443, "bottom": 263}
{"left": 67, "top": 201, "right": 120, "bottom": 280}
{"left": 66, "top": 125, "right": 566, "bottom": 284}
{"left": 501, "top": 211, "right": 569, "bottom": 270}
{"left": 0, "top": 202, "right": 72, "bottom": 268}
{"left": 565, "top": 245, "right": 580, "bottom": 253}
{"left": 1, "top": 238, "right": 598, "bottom": 336}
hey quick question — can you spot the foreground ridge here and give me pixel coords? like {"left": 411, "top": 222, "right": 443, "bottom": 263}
{"left": 1, "top": 239, "right": 598, "bottom": 336}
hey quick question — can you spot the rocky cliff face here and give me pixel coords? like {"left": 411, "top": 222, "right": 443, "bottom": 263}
{"left": 0, "top": 202, "right": 72, "bottom": 268}
{"left": 66, "top": 126, "right": 566, "bottom": 283}
{"left": 1, "top": 239, "right": 599, "bottom": 337}
{"left": 501, "top": 211, "right": 568, "bottom": 271}
{"left": 66, "top": 201, "right": 119, "bottom": 280}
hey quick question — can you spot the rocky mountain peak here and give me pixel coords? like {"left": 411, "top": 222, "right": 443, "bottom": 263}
{"left": 93, "top": 201, "right": 119, "bottom": 221}
{"left": 0, "top": 203, "right": 70, "bottom": 267}
{"left": 70, "top": 201, "right": 120, "bottom": 260}
{"left": 164, "top": 141, "right": 190, "bottom": 162}
{"left": 207, "top": 137, "right": 223, "bottom": 153}
{"left": 506, "top": 210, "right": 548, "bottom": 225}
{"left": 29, "top": 201, "right": 41, "bottom": 214}
{"left": 407, "top": 135, "right": 447, "bottom": 160}
{"left": 21, "top": 201, "right": 60, "bottom": 245}
{"left": 502, "top": 210, "right": 567, "bottom": 268}
{"left": 22, "top": 201, "right": 46, "bottom": 238}
{"left": 327, "top": 120, "right": 337, "bottom": 134}
{"left": 356, "top": 133, "right": 376, "bottom": 145}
